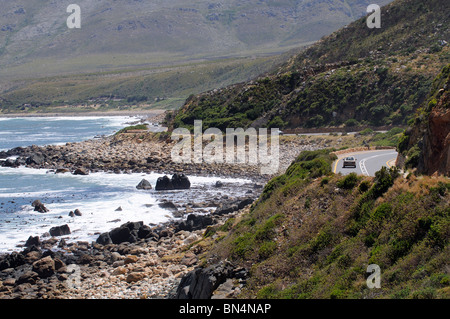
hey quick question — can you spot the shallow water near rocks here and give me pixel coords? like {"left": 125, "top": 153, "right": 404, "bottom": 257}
{"left": 0, "top": 116, "right": 255, "bottom": 253}
{"left": 0, "top": 166, "right": 253, "bottom": 253}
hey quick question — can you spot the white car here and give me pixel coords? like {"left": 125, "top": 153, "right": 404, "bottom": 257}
{"left": 343, "top": 156, "right": 357, "bottom": 168}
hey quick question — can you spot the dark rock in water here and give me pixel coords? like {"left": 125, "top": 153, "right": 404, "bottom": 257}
{"left": 155, "top": 174, "right": 191, "bottom": 190}
{"left": 58, "top": 238, "right": 66, "bottom": 248}
{"left": 69, "top": 209, "right": 82, "bottom": 217}
{"left": 26, "top": 153, "right": 45, "bottom": 165}
{"left": 55, "top": 168, "right": 70, "bottom": 174}
{"left": 171, "top": 173, "right": 191, "bottom": 189}
{"left": 32, "top": 256, "right": 55, "bottom": 278}
{"left": 176, "top": 214, "right": 214, "bottom": 232}
{"left": 49, "top": 224, "right": 71, "bottom": 237}
{"left": 158, "top": 201, "right": 178, "bottom": 212}
{"left": 25, "top": 236, "right": 40, "bottom": 247}
{"left": 73, "top": 168, "right": 89, "bottom": 175}
{"left": 214, "top": 181, "right": 223, "bottom": 188}
{"left": 2, "top": 158, "right": 19, "bottom": 168}
{"left": 174, "top": 261, "right": 235, "bottom": 299}
{"left": 31, "top": 200, "right": 49, "bottom": 213}
{"left": 115, "top": 206, "right": 123, "bottom": 211}
{"left": 155, "top": 175, "right": 174, "bottom": 191}
{"left": 136, "top": 179, "right": 152, "bottom": 190}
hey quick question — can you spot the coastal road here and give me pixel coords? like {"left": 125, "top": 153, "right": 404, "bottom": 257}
{"left": 333, "top": 149, "right": 398, "bottom": 177}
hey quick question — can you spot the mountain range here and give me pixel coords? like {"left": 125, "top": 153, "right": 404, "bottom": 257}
{"left": 171, "top": 0, "right": 449, "bottom": 130}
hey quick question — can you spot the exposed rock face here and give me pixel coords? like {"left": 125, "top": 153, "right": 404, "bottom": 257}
{"left": 398, "top": 64, "right": 450, "bottom": 176}
{"left": 174, "top": 262, "right": 235, "bottom": 299}
{"left": 422, "top": 86, "right": 450, "bottom": 176}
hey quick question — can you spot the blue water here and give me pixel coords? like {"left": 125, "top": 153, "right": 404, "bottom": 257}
{"left": 0, "top": 117, "right": 251, "bottom": 252}
{"left": 0, "top": 116, "right": 137, "bottom": 151}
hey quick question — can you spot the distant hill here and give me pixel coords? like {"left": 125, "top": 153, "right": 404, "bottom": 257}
{"left": 0, "top": 0, "right": 395, "bottom": 112}
{"left": 0, "top": 0, "right": 392, "bottom": 77}
{"left": 171, "top": 0, "right": 449, "bottom": 130}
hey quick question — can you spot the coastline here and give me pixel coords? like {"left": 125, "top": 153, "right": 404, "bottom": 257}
{"left": 0, "top": 110, "right": 166, "bottom": 119}
{"left": 0, "top": 117, "right": 342, "bottom": 299}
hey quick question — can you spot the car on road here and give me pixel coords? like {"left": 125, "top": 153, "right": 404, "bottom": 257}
{"left": 343, "top": 156, "right": 357, "bottom": 168}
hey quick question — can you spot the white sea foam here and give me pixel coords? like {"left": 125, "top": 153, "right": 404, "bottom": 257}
{"left": 0, "top": 166, "right": 253, "bottom": 252}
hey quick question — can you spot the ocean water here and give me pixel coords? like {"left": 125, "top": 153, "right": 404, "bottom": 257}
{"left": 0, "top": 117, "right": 252, "bottom": 252}
{"left": 0, "top": 116, "right": 138, "bottom": 151}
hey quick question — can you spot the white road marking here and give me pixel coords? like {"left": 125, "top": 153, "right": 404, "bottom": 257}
{"left": 359, "top": 152, "right": 397, "bottom": 176}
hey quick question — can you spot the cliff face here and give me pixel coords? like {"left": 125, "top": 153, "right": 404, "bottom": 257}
{"left": 398, "top": 64, "right": 450, "bottom": 176}
{"left": 423, "top": 85, "right": 450, "bottom": 175}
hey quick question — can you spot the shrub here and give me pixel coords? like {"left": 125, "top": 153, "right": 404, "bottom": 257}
{"left": 337, "top": 173, "right": 359, "bottom": 190}
{"left": 259, "top": 241, "right": 277, "bottom": 259}
{"left": 345, "top": 118, "right": 359, "bottom": 127}
{"left": 358, "top": 180, "right": 371, "bottom": 193}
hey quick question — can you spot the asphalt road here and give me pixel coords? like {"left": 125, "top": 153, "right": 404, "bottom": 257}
{"left": 333, "top": 149, "right": 398, "bottom": 177}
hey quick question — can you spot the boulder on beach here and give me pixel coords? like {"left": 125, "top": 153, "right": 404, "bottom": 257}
{"left": 171, "top": 173, "right": 191, "bottom": 189}
{"left": 25, "top": 236, "right": 41, "bottom": 247}
{"left": 136, "top": 179, "right": 152, "bottom": 190}
{"left": 155, "top": 174, "right": 191, "bottom": 191}
{"left": 32, "top": 256, "right": 55, "bottom": 278}
{"left": 96, "top": 221, "right": 158, "bottom": 245}
{"left": 155, "top": 175, "right": 174, "bottom": 191}
{"left": 49, "top": 224, "right": 71, "bottom": 237}
{"left": 176, "top": 214, "right": 214, "bottom": 232}
{"left": 31, "top": 200, "right": 49, "bottom": 213}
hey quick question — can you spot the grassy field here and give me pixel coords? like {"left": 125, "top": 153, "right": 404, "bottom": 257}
{"left": 0, "top": 55, "right": 283, "bottom": 113}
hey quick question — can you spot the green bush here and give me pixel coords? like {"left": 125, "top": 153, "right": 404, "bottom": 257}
{"left": 337, "top": 173, "right": 359, "bottom": 190}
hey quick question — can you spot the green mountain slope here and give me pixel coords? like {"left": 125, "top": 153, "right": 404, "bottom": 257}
{"left": 171, "top": 0, "right": 450, "bottom": 130}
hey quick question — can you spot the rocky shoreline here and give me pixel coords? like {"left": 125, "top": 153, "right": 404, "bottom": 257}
{"left": 0, "top": 197, "right": 255, "bottom": 299}
{"left": 0, "top": 125, "right": 334, "bottom": 299}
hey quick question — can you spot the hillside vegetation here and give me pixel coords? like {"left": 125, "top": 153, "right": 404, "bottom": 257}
{"left": 171, "top": 0, "right": 449, "bottom": 131}
{"left": 204, "top": 150, "right": 449, "bottom": 299}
